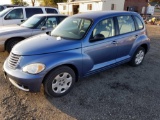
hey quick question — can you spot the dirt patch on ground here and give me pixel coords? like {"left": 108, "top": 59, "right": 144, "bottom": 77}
{"left": 0, "top": 25, "right": 160, "bottom": 120}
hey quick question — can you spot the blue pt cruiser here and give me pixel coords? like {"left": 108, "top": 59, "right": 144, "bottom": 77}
{"left": 3, "top": 11, "right": 150, "bottom": 97}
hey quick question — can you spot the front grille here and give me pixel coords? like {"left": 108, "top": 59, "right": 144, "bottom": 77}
{"left": 8, "top": 53, "right": 21, "bottom": 69}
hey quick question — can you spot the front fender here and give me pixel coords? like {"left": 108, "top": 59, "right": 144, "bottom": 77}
{"left": 19, "top": 49, "right": 83, "bottom": 82}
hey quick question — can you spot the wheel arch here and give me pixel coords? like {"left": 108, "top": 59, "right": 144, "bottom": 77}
{"left": 42, "top": 64, "right": 79, "bottom": 83}
{"left": 140, "top": 43, "right": 149, "bottom": 54}
{"left": 4, "top": 37, "right": 25, "bottom": 50}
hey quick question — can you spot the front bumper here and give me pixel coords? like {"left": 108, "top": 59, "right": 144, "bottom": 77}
{"left": 3, "top": 59, "right": 44, "bottom": 92}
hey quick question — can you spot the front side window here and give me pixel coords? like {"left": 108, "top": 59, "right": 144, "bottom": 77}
{"left": 135, "top": 16, "right": 144, "bottom": 30}
{"left": 92, "top": 18, "right": 115, "bottom": 39}
{"left": 5, "top": 8, "right": 23, "bottom": 20}
{"left": 45, "top": 8, "right": 58, "bottom": 14}
{"left": 117, "top": 15, "right": 135, "bottom": 34}
{"left": 51, "top": 17, "right": 92, "bottom": 40}
{"left": 26, "top": 8, "right": 43, "bottom": 18}
{"left": 45, "top": 17, "right": 57, "bottom": 28}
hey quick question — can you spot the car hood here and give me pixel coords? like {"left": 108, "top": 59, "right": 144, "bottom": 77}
{"left": 12, "top": 34, "right": 82, "bottom": 55}
{"left": 0, "top": 25, "right": 30, "bottom": 35}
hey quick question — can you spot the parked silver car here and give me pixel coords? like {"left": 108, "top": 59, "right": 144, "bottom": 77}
{"left": 0, "top": 14, "right": 67, "bottom": 52}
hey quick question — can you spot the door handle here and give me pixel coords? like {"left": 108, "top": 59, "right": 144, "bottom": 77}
{"left": 135, "top": 35, "right": 138, "bottom": 38}
{"left": 112, "top": 41, "right": 117, "bottom": 44}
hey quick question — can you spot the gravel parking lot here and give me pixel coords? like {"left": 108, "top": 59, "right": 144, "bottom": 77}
{"left": 0, "top": 25, "right": 160, "bottom": 120}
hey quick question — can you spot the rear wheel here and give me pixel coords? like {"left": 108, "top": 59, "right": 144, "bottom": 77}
{"left": 6, "top": 38, "right": 22, "bottom": 53}
{"left": 43, "top": 66, "right": 76, "bottom": 97}
{"left": 129, "top": 47, "right": 145, "bottom": 66}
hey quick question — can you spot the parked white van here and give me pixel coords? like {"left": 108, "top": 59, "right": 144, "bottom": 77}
{"left": 0, "top": 7, "right": 59, "bottom": 26}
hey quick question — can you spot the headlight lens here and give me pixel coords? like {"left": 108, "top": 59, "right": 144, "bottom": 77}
{"left": 23, "top": 63, "right": 45, "bottom": 74}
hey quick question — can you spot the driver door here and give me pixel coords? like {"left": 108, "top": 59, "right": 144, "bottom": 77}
{"left": 82, "top": 18, "right": 118, "bottom": 74}
{"left": 3, "top": 8, "right": 24, "bottom": 25}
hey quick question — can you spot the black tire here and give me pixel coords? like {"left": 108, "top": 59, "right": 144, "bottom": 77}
{"left": 6, "top": 38, "right": 22, "bottom": 53}
{"left": 43, "top": 66, "right": 76, "bottom": 97}
{"left": 129, "top": 47, "right": 145, "bottom": 67}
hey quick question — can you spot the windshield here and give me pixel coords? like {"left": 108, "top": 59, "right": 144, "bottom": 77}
{"left": 0, "top": 8, "right": 12, "bottom": 17}
{"left": 51, "top": 17, "right": 92, "bottom": 40}
{"left": 21, "top": 16, "right": 45, "bottom": 28}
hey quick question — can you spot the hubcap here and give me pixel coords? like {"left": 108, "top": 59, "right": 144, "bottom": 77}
{"left": 135, "top": 50, "right": 145, "bottom": 65}
{"left": 52, "top": 72, "right": 72, "bottom": 93}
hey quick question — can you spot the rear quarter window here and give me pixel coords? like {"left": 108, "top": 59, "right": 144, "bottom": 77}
{"left": 45, "top": 8, "right": 58, "bottom": 14}
{"left": 25, "top": 8, "right": 43, "bottom": 18}
{"left": 134, "top": 16, "right": 144, "bottom": 30}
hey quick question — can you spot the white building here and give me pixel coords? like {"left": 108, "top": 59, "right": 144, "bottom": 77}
{"left": 57, "top": 0, "right": 125, "bottom": 15}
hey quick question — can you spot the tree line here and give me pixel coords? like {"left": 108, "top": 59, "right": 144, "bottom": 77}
{"left": 11, "top": 0, "right": 67, "bottom": 7}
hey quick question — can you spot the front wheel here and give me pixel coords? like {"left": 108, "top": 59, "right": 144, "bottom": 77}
{"left": 43, "top": 66, "right": 76, "bottom": 97}
{"left": 129, "top": 47, "right": 145, "bottom": 66}
{"left": 6, "top": 38, "right": 22, "bottom": 53}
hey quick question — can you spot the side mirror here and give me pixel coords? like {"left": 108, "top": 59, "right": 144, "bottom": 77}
{"left": 41, "top": 26, "right": 47, "bottom": 31}
{"left": 90, "top": 34, "right": 105, "bottom": 41}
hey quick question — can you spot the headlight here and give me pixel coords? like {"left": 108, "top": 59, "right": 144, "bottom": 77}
{"left": 23, "top": 63, "right": 45, "bottom": 74}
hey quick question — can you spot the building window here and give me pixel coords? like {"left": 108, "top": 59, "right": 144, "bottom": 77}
{"left": 63, "top": 5, "right": 66, "bottom": 10}
{"left": 87, "top": 4, "right": 92, "bottom": 10}
{"left": 111, "top": 4, "right": 116, "bottom": 10}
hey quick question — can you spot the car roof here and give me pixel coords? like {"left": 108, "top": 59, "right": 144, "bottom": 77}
{"left": 33, "top": 14, "right": 68, "bottom": 17}
{"left": 71, "top": 11, "right": 136, "bottom": 20}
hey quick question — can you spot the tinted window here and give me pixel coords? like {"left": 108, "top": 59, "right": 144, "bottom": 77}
{"left": 5, "top": 8, "right": 23, "bottom": 20}
{"left": 117, "top": 16, "right": 135, "bottom": 34}
{"left": 45, "top": 8, "right": 58, "bottom": 14}
{"left": 45, "top": 17, "right": 57, "bottom": 28}
{"left": 0, "top": 6, "right": 4, "bottom": 12}
{"left": 135, "top": 16, "right": 143, "bottom": 30}
{"left": 92, "top": 18, "right": 115, "bottom": 39}
{"left": 59, "top": 16, "right": 67, "bottom": 23}
{"left": 26, "top": 8, "right": 43, "bottom": 18}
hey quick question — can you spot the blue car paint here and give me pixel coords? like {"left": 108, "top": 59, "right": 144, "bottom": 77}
{"left": 3, "top": 11, "right": 150, "bottom": 92}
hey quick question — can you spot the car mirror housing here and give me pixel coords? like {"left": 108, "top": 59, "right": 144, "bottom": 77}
{"left": 41, "top": 26, "right": 47, "bottom": 31}
{"left": 90, "top": 34, "right": 105, "bottom": 42}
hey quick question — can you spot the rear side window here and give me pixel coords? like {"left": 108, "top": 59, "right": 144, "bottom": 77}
{"left": 5, "top": 8, "right": 23, "bottom": 20}
{"left": 25, "top": 8, "right": 43, "bottom": 18}
{"left": 45, "top": 8, "right": 58, "bottom": 14}
{"left": 135, "top": 16, "right": 144, "bottom": 30}
{"left": 59, "top": 16, "right": 67, "bottom": 22}
{"left": 117, "top": 15, "right": 135, "bottom": 34}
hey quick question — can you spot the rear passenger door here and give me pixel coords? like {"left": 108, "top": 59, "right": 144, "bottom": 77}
{"left": 25, "top": 8, "right": 43, "bottom": 18}
{"left": 115, "top": 15, "right": 138, "bottom": 62}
